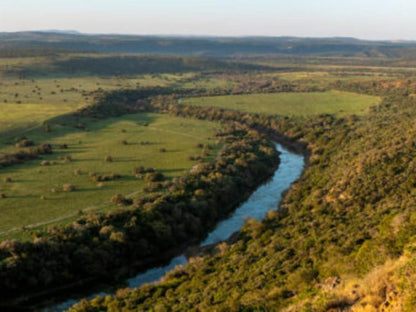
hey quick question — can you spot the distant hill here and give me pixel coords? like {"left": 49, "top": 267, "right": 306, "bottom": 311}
{"left": 37, "top": 30, "right": 82, "bottom": 35}
{"left": 1, "top": 31, "right": 416, "bottom": 58}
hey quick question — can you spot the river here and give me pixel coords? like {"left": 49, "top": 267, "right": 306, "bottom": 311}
{"left": 43, "top": 143, "right": 304, "bottom": 311}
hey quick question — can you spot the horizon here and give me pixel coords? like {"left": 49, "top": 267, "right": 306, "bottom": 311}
{"left": 2, "top": 29, "right": 415, "bottom": 43}
{"left": 1, "top": 0, "right": 416, "bottom": 41}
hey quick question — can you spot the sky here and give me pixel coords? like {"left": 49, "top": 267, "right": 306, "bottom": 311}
{"left": 0, "top": 0, "right": 415, "bottom": 40}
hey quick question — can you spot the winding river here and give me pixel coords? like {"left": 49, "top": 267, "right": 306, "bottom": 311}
{"left": 43, "top": 144, "right": 304, "bottom": 312}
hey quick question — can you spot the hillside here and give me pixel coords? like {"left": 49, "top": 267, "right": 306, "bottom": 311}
{"left": 2, "top": 45, "right": 416, "bottom": 311}
{"left": 68, "top": 71, "right": 416, "bottom": 311}
{"left": 2, "top": 32, "right": 416, "bottom": 58}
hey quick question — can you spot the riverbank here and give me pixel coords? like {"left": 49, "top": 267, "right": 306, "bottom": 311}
{"left": 6, "top": 136, "right": 281, "bottom": 311}
{"left": 61, "top": 144, "right": 304, "bottom": 312}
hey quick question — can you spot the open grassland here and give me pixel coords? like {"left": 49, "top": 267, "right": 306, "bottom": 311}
{"left": 182, "top": 90, "right": 381, "bottom": 116}
{"left": 0, "top": 74, "right": 191, "bottom": 105}
{"left": 0, "top": 75, "right": 175, "bottom": 137}
{"left": 180, "top": 76, "right": 236, "bottom": 90}
{"left": 0, "top": 101, "right": 86, "bottom": 136}
{"left": 0, "top": 55, "right": 234, "bottom": 138}
{"left": 0, "top": 113, "right": 220, "bottom": 239}
{"left": 0, "top": 73, "right": 201, "bottom": 138}
{"left": 274, "top": 71, "right": 399, "bottom": 83}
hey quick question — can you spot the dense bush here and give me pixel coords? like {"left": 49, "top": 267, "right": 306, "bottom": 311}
{"left": 70, "top": 83, "right": 416, "bottom": 311}
{"left": 0, "top": 143, "right": 53, "bottom": 169}
{"left": 0, "top": 122, "right": 279, "bottom": 302}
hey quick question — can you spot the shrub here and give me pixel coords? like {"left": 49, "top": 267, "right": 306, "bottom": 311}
{"left": 163, "top": 180, "right": 173, "bottom": 188}
{"left": 145, "top": 172, "right": 165, "bottom": 183}
{"left": 99, "top": 225, "right": 114, "bottom": 237}
{"left": 63, "top": 184, "right": 75, "bottom": 192}
{"left": 188, "top": 155, "right": 202, "bottom": 161}
{"left": 194, "top": 189, "right": 207, "bottom": 197}
{"left": 133, "top": 166, "right": 146, "bottom": 174}
{"left": 159, "top": 148, "right": 167, "bottom": 153}
{"left": 104, "top": 156, "right": 113, "bottom": 162}
{"left": 63, "top": 155, "right": 72, "bottom": 163}
{"left": 34, "top": 143, "right": 53, "bottom": 154}
{"left": 111, "top": 194, "right": 132, "bottom": 206}
{"left": 91, "top": 173, "right": 122, "bottom": 182}
{"left": 109, "top": 231, "right": 126, "bottom": 243}
{"left": 15, "top": 139, "right": 34, "bottom": 148}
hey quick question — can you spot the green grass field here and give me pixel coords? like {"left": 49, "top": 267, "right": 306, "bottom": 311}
{"left": 0, "top": 76, "right": 163, "bottom": 138}
{"left": 0, "top": 56, "right": 381, "bottom": 242}
{"left": 182, "top": 90, "right": 381, "bottom": 116}
{"left": 0, "top": 70, "right": 231, "bottom": 138}
{"left": 0, "top": 113, "right": 220, "bottom": 239}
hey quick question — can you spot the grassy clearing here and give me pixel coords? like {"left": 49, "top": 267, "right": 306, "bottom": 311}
{"left": 0, "top": 113, "right": 220, "bottom": 239}
{"left": 0, "top": 65, "right": 231, "bottom": 139}
{"left": 0, "top": 55, "right": 202, "bottom": 137}
{"left": 182, "top": 90, "right": 381, "bottom": 116}
{"left": 0, "top": 102, "right": 86, "bottom": 136}
{"left": 0, "top": 74, "right": 192, "bottom": 137}
{"left": 180, "top": 77, "right": 236, "bottom": 90}
{"left": 275, "top": 71, "right": 398, "bottom": 83}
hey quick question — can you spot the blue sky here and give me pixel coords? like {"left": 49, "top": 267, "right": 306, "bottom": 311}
{"left": 0, "top": 0, "right": 414, "bottom": 39}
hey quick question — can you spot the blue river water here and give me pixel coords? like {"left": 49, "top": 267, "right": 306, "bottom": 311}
{"left": 44, "top": 144, "right": 304, "bottom": 311}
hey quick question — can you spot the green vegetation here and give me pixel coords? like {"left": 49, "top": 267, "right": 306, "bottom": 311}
{"left": 0, "top": 123, "right": 279, "bottom": 303}
{"left": 182, "top": 90, "right": 380, "bottom": 116}
{"left": 0, "top": 54, "right": 238, "bottom": 138}
{"left": 3, "top": 38, "right": 416, "bottom": 311}
{"left": 69, "top": 73, "right": 416, "bottom": 311}
{"left": 0, "top": 113, "right": 220, "bottom": 239}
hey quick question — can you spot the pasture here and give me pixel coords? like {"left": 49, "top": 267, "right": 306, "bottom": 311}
{"left": 182, "top": 90, "right": 381, "bottom": 116}
{"left": 0, "top": 113, "right": 220, "bottom": 239}
{"left": 0, "top": 73, "right": 193, "bottom": 135}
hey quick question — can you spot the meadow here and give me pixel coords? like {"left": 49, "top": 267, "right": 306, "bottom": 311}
{"left": 182, "top": 90, "right": 381, "bottom": 116}
{"left": 0, "top": 54, "right": 392, "bottom": 244}
{"left": 0, "top": 55, "right": 235, "bottom": 140}
{"left": 0, "top": 55, "right": 386, "bottom": 242}
{"left": 0, "top": 113, "right": 220, "bottom": 240}
{"left": 0, "top": 73, "right": 189, "bottom": 138}
{"left": 3, "top": 35, "right": 416, "bottom": 311}
{"left": 0, "top": 54, "right": 241, "bottom": 240}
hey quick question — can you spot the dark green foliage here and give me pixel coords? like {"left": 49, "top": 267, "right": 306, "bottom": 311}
{"left": 0, "top": 121, "right": 279, "bottom": 302}
{"left": 0, "top": 143, "right": 52, "bottom": 169}
{"left": 70, "top": 82, "right": 416, "bottom": 311}
{"left": 3, "top": 32, "right": 416, "bottom": 58}
{"left": 15, "top": 139, "right": 34, "bottom": 148}
{"left": 144, "top": 172, "right": 164, "bottom": 183}
{"left": 111, "top": 194, "right": 132, "bottom": 206}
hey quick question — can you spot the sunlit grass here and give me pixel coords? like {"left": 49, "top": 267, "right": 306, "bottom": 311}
{"left": 182, "top": 90, "right": 381, "bottom": 116}
{"left": 0, "top": 113, "right": 220, "bottom": 238}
